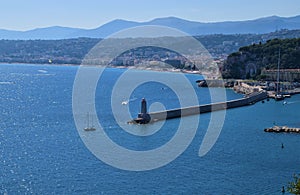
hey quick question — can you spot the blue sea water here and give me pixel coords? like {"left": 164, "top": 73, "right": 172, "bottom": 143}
{"left": 1, "top": 64, "right": 300, "bottom": 194}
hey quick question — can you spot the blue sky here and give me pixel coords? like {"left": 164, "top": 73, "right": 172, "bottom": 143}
{"left": 0, "top": 0, "right": 299, "bottom": 30}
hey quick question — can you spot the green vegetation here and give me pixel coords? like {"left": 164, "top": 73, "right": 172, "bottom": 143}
{"left": 196, "top": 29, "right": 300, "bottom": 58}
{"left": 288, "top": 174, "right": 300, "bottom": 194}
{"left": 222, "top": 38, "right": 300, "bottom": 79}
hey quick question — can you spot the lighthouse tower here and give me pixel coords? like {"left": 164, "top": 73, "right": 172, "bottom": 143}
{"left": 135, "top": 98, "right": 151, "bottom": 124}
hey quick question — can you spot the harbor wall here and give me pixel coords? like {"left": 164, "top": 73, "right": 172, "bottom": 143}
{"left": 265, "top": 126, "right": 300, "bottom": 133}
{"left": 149, "top": 91, "right": 268, "bottom": 121}
{"left": 262, "top": 69, "right": 300, "bottom": 82}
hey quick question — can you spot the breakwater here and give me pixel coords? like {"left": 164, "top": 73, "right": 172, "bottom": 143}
{"left": 133, "top": 91, "right": 268, "bottom": 123}
{"left": 264, "top": 126, "right": 300, "bottom": 133}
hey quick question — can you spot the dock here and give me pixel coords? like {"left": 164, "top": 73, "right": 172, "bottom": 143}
{"left": 267, "top": 88, "right": 300, "bottom": 99}
{"left": 132, "top": 91, "right": 268, "bottom": 124}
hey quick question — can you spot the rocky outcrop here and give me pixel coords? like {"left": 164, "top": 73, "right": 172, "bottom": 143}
{"left": 222, "top": 50, "right": 262, "bottom": 79}
{"left": 197, "top": 79, "right": 235, "bottom": 88}
{"left": 233, "top": 82, "right": 261, "bottom": 95}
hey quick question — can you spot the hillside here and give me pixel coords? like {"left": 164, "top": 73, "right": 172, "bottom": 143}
{"left": 0, "top": 38, "right": 99, "bottom": 64}
{"left": 0, "top": 15, "right": 300, "bottom": 39}
{"left": 222, "top": 38, "right": 300, "bottom": 79}
{"left": 0, "top": 29, "right": 299, "bottom": 65}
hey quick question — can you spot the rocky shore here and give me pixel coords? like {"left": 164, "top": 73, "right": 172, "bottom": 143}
{"left": 196, "top": 79, "right": 235, "bottom": 88}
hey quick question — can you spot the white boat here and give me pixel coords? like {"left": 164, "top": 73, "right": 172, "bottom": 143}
{"left": 274, "top": 93, "right": 284, "bottom": 101}
{"left": 84, "top": 112, "right": 96, "bottom": 131}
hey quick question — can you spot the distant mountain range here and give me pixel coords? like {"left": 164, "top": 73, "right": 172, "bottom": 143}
{"left": 1, "top": 15, "right": 300, "bottom": 40}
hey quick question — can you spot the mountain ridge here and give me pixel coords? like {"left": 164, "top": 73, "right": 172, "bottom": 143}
{"left": 1, "top": 15, "right": 300, "bottom": 40}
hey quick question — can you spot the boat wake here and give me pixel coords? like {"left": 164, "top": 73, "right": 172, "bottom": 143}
{"left": 36, "top": 69, "right": 55, "bottom": 76}
{"left": 283, "top": 100, "right": 300, "bottom": 105}
{"left": 0, "top": 81, "right": 14, "bottom": 85}
{"left": 37, "top": 69, "right": 48, "bottom": 73}
{"left": 36, "top": 73, "right": 56, "bottom": 76}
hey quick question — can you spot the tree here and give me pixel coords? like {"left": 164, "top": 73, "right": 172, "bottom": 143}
{"left": 288, "top": 174, "right": 300, "bottom": 194}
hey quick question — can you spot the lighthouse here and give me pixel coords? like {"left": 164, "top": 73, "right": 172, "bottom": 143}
{"left": 134, "top": 98, "right": 151, "bottom": 124}
{"left": 141, "top": 98, "right": 147, "bottom": 114}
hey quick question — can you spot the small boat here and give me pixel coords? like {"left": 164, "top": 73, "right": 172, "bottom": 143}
{"left": 121, "top": 101, "right": 128, "bottom": 105}
{"left": 84, "top": 126, "right": 96, "bottom": 131}
{"left": 84, "top": 112, "right": 96, "bottom": 131}
{"left": 274, "top": 94, "right": 285, "bottom": 101}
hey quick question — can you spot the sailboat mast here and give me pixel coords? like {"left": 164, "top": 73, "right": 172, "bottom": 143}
{"left": 87, "top": 112, "right": 90, "bottom": 127}
{"left": 276, "top": 48, "right": 281, "bottom": 94}
{"left": 84, "top": 112, "right": 96, "bottom": 131}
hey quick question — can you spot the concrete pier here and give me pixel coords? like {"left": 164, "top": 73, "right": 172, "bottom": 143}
{"left": 264, "top": 126, "right": 300, "bottom": 133}
{"left": 132, "top": 91, "right": 268, "bottom": 124}
{"left": 267, "top": 88, "right": 300, "bottom": 99}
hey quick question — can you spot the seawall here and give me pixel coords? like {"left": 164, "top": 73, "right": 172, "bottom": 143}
{"left": 264, "top": 126, "right": 300, "bottom": 133}
{"left": 147, "top": 91, "right": 268, "bottom": 122}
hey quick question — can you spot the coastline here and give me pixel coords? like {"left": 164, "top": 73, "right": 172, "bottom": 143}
{"left": 0, "top": 62, "right": 80, "bottom": 67}
{"left": 3, "top": 62, "right": 300, "bottom": 99}
{"left": 0, "top": 62, "right": 211, "bottom": 76}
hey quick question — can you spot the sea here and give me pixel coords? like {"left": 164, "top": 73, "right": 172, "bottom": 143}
{"left": 1, "top": 63, "right": 300, "bottom": 194}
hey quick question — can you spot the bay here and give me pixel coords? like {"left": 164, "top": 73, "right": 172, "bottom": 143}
{"left": 0, "top": 64, "right": 300, "bottom": 194}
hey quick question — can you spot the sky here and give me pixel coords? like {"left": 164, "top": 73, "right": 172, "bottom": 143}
{"left": 0, "top": 0, "right": 299, "bottom": 31}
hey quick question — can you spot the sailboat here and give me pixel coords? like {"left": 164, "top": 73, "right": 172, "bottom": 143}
{"left": 84, "top": 112, "right": 96, "bottom": 131}
{"left": 274, "top": 48, "right": 285, "bottom": 101}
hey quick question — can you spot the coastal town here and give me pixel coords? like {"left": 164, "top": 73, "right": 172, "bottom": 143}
{"left": 0, "top": 29, "right": 299, "bottom": 66}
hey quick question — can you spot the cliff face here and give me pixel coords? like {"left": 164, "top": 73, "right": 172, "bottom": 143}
{"left": 222, "top": 38, "right": 300, "bottom": 79}
{"left": 222, "top": 50, "right": 262, "bottom": 79}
